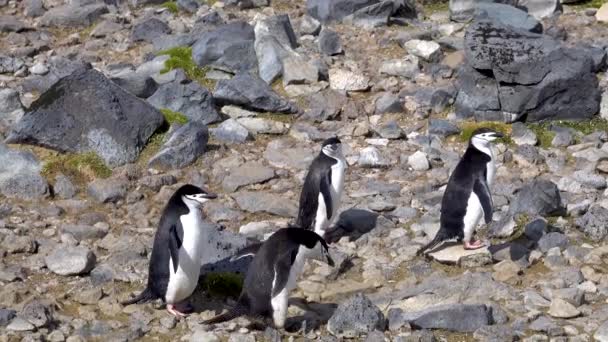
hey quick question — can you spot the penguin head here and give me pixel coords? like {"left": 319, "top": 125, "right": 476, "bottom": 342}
{"left": 321, "top": 137, "right": 343, "bottom": 159}
{"left": 174, "top": 184, "right": 217, "bottom": 208}
{"left": 470, "top": 128, "right": 504, "bottom": 145}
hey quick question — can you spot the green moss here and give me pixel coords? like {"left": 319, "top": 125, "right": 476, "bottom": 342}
{"left": 424, "top": 0, "right": 449, "bottom": 14}
{"left": 459, "top": 121, "right": 513, "bottom": 145}
{"left": 201, "top": 272, "right": 243, "bottom": 298}
{"left": 137, "top": 131, "right": 167, "bottom": 165}
{"left": 526, "top": 122, "right": 556, "bottom": 148}
{"left": 157, "top": 46, "right": 216, "bottom": 89}
{"left": 42, "top": 152, "right": 111, "bottom": 185}
{"left": 161, "top": 1, "right": 179, "bottom": 13}
{"left": 160, "top": 108, "right": 189, "bottom": 125}
{"left": 554, "top": 117, "right": 608, "bottom": 135}
{"left": 571, "top": 0, "right": 607, "bottom": 9}
{"left": 256, "top": 112, "right": 294, "bottom": 124}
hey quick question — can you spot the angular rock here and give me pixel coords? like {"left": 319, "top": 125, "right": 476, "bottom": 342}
{"left": 87, "top": 178, "right": 128, "bottom": 203}
{"left": 508, "top": 179, "right": 564, "bottom": 217}
{"left": 0, "top": 308, "right": 16, "bottom": 326}
{"left": 327, "top": 293, "right": 386, "bottom": 338}
{"left": 428, "top": 119, "right": 460, "bottom": 137}
{"left": 214, "top": 73, "right": 296, "bottom": 113}
{"left": 427, "top": 244, "right": 491, "bottom": 266}
{"left": 209, "top": 118, "right": 251, "bottom": 143}
{"left": 524, "top": 218, "right": 547, "bottom": 242}
{"left": 45, "top": 246, "right": 96, "bottom": 276}
{"left": 518, "top": 0, "right": 561, "bottom": 20}
{"left": 329, "top": 68, "right": 370, "bottom": 91}
{"left": 233, "top": 191, "right": 297, "bottom": 217}
{"left": 254, "top": 14, "right": 297, "bottom": 51}
{"left": 282, "top": 57, "right": 319, "bottom": 85}
{"left": 0, "top": 143, "right": 48, "bottom": 199}
{"left": 359, "top": 146, "right": 391, "bottom": 168}
{"left": 379, "top": 56, "right": 419, "bottom": 78}
{"left": 0, "top": 55, "right": 25, "bottom": 74}
{"left": 538, "top": 232, "right": 568, "bottom": 253}
{"left": 475, "top": 3, "right": 542, "bottom": 33}
{"left": 307, "top": 0, "right": 414, "bottom": 24}
{"left": 375, "top": 94, "right": 403, "bottom": 115}
{"left": 222, "top": 163, "right": 275, "bottom": 192}
{"left": 449, "top": 0, "right": 518, "bottom": 22}
{"left": 148, "top": 80, "right": 220, "bottom": 124}
{"left": 548, "top": 298, "right": 580, "bottom": 319}
{"left": 304, "top": 89, "right": 348, "bottom": 122}
{"left": 511, "top": 122, "right": 538, "bottom": 146}
{"left": 0, "top": 88, "right": 24, "bottom": 130}
{"left": 192, "top": 22, "right": 258, "bottom": 74}
{"left": 20, "top": 300, "right": 53, "bottom": 328}
{"left": 400, "top": 304, "right": 492, "bottom": 332}
{"left": 300, "top": 15, "right": 321, "bottom": 35}
{"left": 61, "top": 224, "right": 109, "bottom": 241}
{"left": 575, "top": 205, "right": 608, "bottom": 241}
{"left": 458, "top": 19, "right": 599, "bottom": 122}
{"left": 6, "top": 67, "right": 164, "bottom": 167}
{"left": 264, "top": 139, "right": 315, "bottom": 170}
{"left": 39, "top": 4, "right": 108, "bottom": 27}
{"left": 408, "top": 151, "right": 429, "bottom": 171}
{"left": 177, "top": 0, "right": 199, "bottom": 12}
{"left": 404, "top": 40, "right": 441, "bottom": 62}
{"left": 255, "top": 36, "right": 289, "bottom": 84}
{"left": 148, "top": 122, "right": 208, "bottom": 170}
{"left": 595, "top": 320, "right": 608, "bottom": 342}
{"left": 54, "top": 174, "right": 76, "bottom": 199}
{"left": 24, "top": 0, "right": 45, "bottom": 18}
{"left": 319, "top": 29, "right": 343, "bottom": 56}
{"left": 237, "top": 117, "right": 289, "bottom": 135}
{"left": 0, "top": 16, "right": 29, "bottom": 32}
{"left": 131, "top": 18, "right": 171, "bottom": 43}
{"left": 21, "top": 56, "right": 89, "bottom": 94}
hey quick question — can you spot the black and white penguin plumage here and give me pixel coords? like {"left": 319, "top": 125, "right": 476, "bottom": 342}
{"left": 204, "top": 227, "right": 334, "bottom": 329}
{"left": 417, "top": 128, "right": 504, "bottom": 255}
{"left": 121, "top": 184, "right": 218, "bottom": 317}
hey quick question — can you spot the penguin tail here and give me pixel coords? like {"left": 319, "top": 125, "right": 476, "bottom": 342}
{"left": 120, "top": 287, "right": 158, "bottom": 306}
{"left": 203, "top": 304, "right": 248, "bottom": 325}
{"left": 230, "top": 242, "right": 263, "bottom": 262}
{"left": 416, "top": 229, "right": 449, "bottom": 256}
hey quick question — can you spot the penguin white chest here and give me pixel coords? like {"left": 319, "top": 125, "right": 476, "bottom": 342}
{"left": 330, "top": 159, "right": 346, "bottom": 212}
{"left": 165, "top": 212, "right": 204, "bottom": 304}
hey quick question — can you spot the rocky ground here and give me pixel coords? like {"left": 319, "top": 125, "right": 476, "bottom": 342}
{"left": 2, "top": 0, "right": 608, "bottom": 341}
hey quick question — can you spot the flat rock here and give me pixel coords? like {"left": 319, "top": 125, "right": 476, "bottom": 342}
{"left": 0, "top": 143, "right": 48, "bottom": 199}
{"left": 233, "top": 191, "right": 297, "bottom": 217}
{"left": 379, "top": 56, "right": 419, "bottom": 78}
{"left": 6, "top": 67, "right": 164, "bottom": 167}
{"left": 0, "top": 15, "right": 29, "bottom": 32}
{"left": 39, "top": 4, "right": 108, "bottom": 27}
{"left": 399, "top": 304, "right": 492, "bottom": 332}
{"left": 327, "top": 293, "right": 386, "bottom": 338}
{"left": 45, "top": 246, "right": 96, "bottom": 276}
{"left": 209, "top": 118, "right": 251, "bottom": 143}
{"left": 148, "top": 80, "right": 220, "bottom": 125}
{"left": 329, "top": 68, "right": 370, "bottom": 91}
{"left": 131, "top": 18, "right": 171, "bottom": 43}
{"left": 511, "top": 122, "right": 538, "bottom": 145}
{"left": 264, "top": 139, "right": 315, "bottom": 170}
{"left": 221, "top": 163, "right": 275, "bottom": 192}
{"left": 214, "top": 73, "right": 296, "bottom": 113}
{"left": 595, "top": 320, "right": 608, "bottom": 341}
{"left": 237, "top": 117, "right": 289, "bottom": 135}
{"left": 427, "top": 244, "right": 491, "bottom": 266}
{"left": 358, "top": 146, "right": 391, "bottom": 168}
{"left": 148, "top": 122, "right": 209, "bottom": 170}
{"left": 548, "top": 298, "right": 580, "bottom": 318}
{"left": 475, "top": 3, "right": 542, "bottom": 33}
{"left": 404, "top": 40, "right": 441, "bottom": 62}
{"left": 87, "top": 178, "right": 128, "bottom": 203}
{"left": 110, "top": 71, "right": 158, "bottom": 99}
{"left": 0, "top": 308, "right": 16, "bottom": 326}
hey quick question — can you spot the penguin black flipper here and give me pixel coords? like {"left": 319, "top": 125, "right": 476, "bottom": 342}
{"left": 319, "top": 169, "right": 333, "bottom": 220}
{"left": 168, "top": 223, "right": 183, "bottom": 273}
{"left": 271, "top": 249, "right": 298, "bottom": 298}
{"left": 473, "top": 178, "right": 493, "bottom": 224}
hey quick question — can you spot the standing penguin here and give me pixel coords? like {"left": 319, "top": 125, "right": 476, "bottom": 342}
{"left": 121, "top": 184, "right": 218, "bottom": 317}
{"left": 204, "top": 227, "right": 334, "bottom": 329}
{"left": 417, "top": 128, "right": 504, "bottom": 255}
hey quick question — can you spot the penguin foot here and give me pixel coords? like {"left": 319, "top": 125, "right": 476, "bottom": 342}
{"left": 463, "top": 240, "right": 485, "bottom": 250}
{"left": 167, "top": 304, "right": 189, "bottom": 317}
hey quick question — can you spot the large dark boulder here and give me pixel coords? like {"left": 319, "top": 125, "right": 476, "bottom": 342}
{"left": 307, "top": 0, "right": 416, "bottom": 25}
{"left": 192, "top": 21, "right": 258, "bottom": 74}
{"left": 6, "top": 67, "right": 164, "bottom": 167}
{"left": 456, "top": 19, "right": 601, "bottom": 122}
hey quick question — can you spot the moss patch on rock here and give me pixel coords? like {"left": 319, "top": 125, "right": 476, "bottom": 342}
{"left": 42, "top": 152, "right": 112, "bottom": 184}
{"left": 157, "top": 46, "right": 216, "bottom": 89}
{"left": 201, "top": 272, "right": 244, "bottom": 298}
{"left": 161, "top": 1, "right": 179, "bottom": 14}
{"left": 160, "top": 108, "right": 189, "bottom": 125}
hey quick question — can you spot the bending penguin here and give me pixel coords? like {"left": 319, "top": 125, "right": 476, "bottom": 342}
{"left": 204, "top": 227, "right": 334, "bottom": 329}
{"left": 121, "top": 184, "right": 218, "bottom": 317}
{"left": 417, "top": 128, "right": 504, "bottom": 255}
{"left": 232, "top": 137, "right": 346, "bottom": 260}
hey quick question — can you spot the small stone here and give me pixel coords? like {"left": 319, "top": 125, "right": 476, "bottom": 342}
{"left": 190, "top": 330, "right": 220, "bottom": 342}
{"left": 327, "top": 293, "right": 386, "bottom": 338}
{"left": 87, "top": 178, "right": 128, "bottom": 203}
{"left": 595, "top": 320, "right": 608, "bottom": 341}
{"left": 428, "top": 119, "right": 460, "bottom": 137}
{"left": 596, "top": 3, "right": 608, "bottom": 23}
{"left": 404, "top": 39, "right": 441, "bottom": 61}
{"left": 358, "top": 147, "right": 391, "bottom": 168}
{"left": 6, "top": 317, "right": 35, "bottom": 331}
{"left": 54, "top": 174, "right": 76, "bottom": 199}
{"left": 0, "top": 308, "right": 16, "bottom": 326}
{"left": 511, "top": 122, "right": 538, "bottom": 145}
{"left": 408, "top": 151, "right": 430, "bottom": 171}
{"left": 379, "top": 56, "right": 420, "bottom": 78}
{"left": 20, "top": 300, "right": 53, "bottom": 328}
{"left": 300, "top": 15, "right": 321, "bottom": 36}
{"left": 492, "top": 260, "right": 522, "bottom": 282}
{"left": 45, "top": 245, "right": 96, "bottom": 276}
{"left": 237, "top": 118, "right": 289, "bottom": 135}
{"left": 549, "top": 298, "right": 580, "bottom": 319}
{"left": 538, "top": 232, "right": 568, "bottom": 253}
{"left": 329, "top": 68, "right": 370, "bottom": 91}
{"left": 210, "top": 119, "right": 251, "bottom": 144}
{"left": 319, "top": 29, "right": 343, "bottom": 56}
{"left": 30, "top": 62, "right": 49, "bottom": 75}
{"left": 2, "top": 234, "right": 37, "bottom": 254}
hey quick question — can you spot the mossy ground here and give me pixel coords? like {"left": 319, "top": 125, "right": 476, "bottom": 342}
{"left": 161, "top": 1, "right": 179, "bottom": 14}
{"left": 527, "top": 117, "right": 608, "bottom": 147}
{"left": 458, "top": 121, "right": 513, "bottom": 145}
{"left": 423, "top": 0, "right": 449, "bottom": 15}
{"left": 137, "top": 131, "right": 167, "bottom": 166}
{"left": 41, "top": 152, "right": 112, "bottom": 185}
{"left": 157, "top": 46, "right": 216, "bottom": 89}
{"left": 160, "top": 108, "right": 189, "bottom": 125}
{"left": 201, "top": 272, "right": 244, "bottom": 298}
{"left": 571, "top": 0, "right": 607, "bottom": 8}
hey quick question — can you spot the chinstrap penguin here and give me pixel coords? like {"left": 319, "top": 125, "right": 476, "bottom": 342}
{"left": 417, "top": 128, "right": 504, "bottom": 255}
{"left": 121, "top": 184, "right": 218, "bottom": 317}
{"left": 204, "top": 227, "right": 334, "bottom": 329}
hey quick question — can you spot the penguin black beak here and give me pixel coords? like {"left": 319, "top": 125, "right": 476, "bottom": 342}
{"left": 493, "top": 132, "right": 504, "bottom": 138}
{"left": 201, "top": 193, "right": 217, "bottom": 199}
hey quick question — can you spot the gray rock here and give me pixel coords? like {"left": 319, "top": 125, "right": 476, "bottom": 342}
{"left": 408, "top": 151, "right": 430, "bottom": 171}
{"left": 304, "top": 89, "right": 348, "bottom": 122}
{"left": 282, "top": 57, "right": 319, "bottom": 85}
{"left": 329, "top": 68, "right": 370, "bottom": 92}
{"left": 375, "top": 94, "right": 403, "bottom": 114}
{"left": 177, "top": 0, "right": 199, "bottom": 12}
{"left": 524, "top": 217, "right": 547, "bottom": 242}
{"left": 327, "top": 293, "right": 386, "bottom": 338}
{"left": 404, "top": 40, "right": 441, "bottom": 62}
{"left": 190, "top": 330, "right": 220, "bottom": 342}
{"left": 54, "top": 174, "right": 76, "bottom": 199}
{"left": 214, "top": 73, "right": 296, "bottom": 113}
{"left": 255, "top": 36, "right": 289, "bottom": 84}
{"left": 449, "top": 0, "right": 517, "bottom": 22}
{"left": 2, "top": 234, "right": 37, "bottom": 254}
{"left": 428, "top": 119, "right": 460, "bottom": 137}
{"left": 343, "top": 0, "right": 401, "bottom": 28}
{"left": 20, "top": 300, "right": 53, "bottom": 328}
{"left": 0, "top": 88, "right": 24, "bottom": 131}
{"left": 511, "top": 122, "right": 538, "bottom": 145}
{"left": 111, "top": 71, "right": 158, "bottom": 98}
{"left": 359, "top": 146, "right": 391, "bottom": 168}
{"left": 131, "top": 18, "right": 171, "bottom": 43}
{"left": 45, "top": 246, "right": 96, "bottom": 276}
{"left": 39, "top": 4, "right": 108, "bottom": 27}
{"left": 148, "top": 80, "right": 220, "bottom": 124}
{"left": 237, "top": 117, "right": 288, "bottom": 134}
{"left": 399, "top": 304, "right": 492, "bottom": 332}
{"left": 307, "top": 0, "right": 414, "bottom": 24}
{"left": 61, "top": 224, "right": 109, "bottom": 241}
{"left": 21, "top": 56, "right": 89, "bottom": 94}
{"left": 0, "top": 55, "right": 25, "bottom": 74}
{"left": 87, "top": 178, "right": 128, "bottom": 203}
{"left": 508, "top": 179, "right": 564, "bottom": 217}
{"left": 379, "top": 56, "right": 420, "bottom": 78}
{"left": 538, "top": 232, "right": 568, "bottom": 253}
{"left": 264, "top": 139, "right": 315, "bottom": 170}
{"left": 210, "top": 118, "right": 251, "bottom": 143}
{"left": 148, "top": 122, "right": 208, "bottom": 170}
{"left": 573, "top": 170, "right": 607, "bottom": 189}
{"left": 575, "top": 205, "right": 608, "bottom": 241}
{"left": 0, "top": 143, "right": 48, "bottom": 199}
{"left": 475, "top": 3, "right": 542, "bottom": 33}
{"left": 233, "top": 191, "right": 297, "bottom": 217}
{"left": 6, "top": 67, "right": 164, "bottom": 167}
{"left": 319, "top": 29, "right": 343, "bottom": 56}
{"left": 0, "top": 309, "right": 16, "bottom": 326}
{"left": 192, "top": 21, "right": 258, "bottom": 74}
{"left": 24, "top": 0, "right": 46, "bottom": 17}
{"left": 458, "top": 19, "right": 599, "bottom": 122}
{"left": 221, "top": 162, "right": 275, "bottom": 192}
{"left": 300, "top": 15, "right": 321, "bottom": 35}
{"left": 548, "top": 298, "right": 580, "bottom": 318}
{"left": 0, "top": 16, "right": 29, "bottom": 32}
{"left": 595, "top": 320, "right": 608, "bottom": 342}
{"left": 254, "top": 14, "right": 298, "bottom": 51}
{"left": 6, "top": 317, "right": 35, "bottom": 331}
{"left": 518, "top": 0, "right": 561, "bottom": 20}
